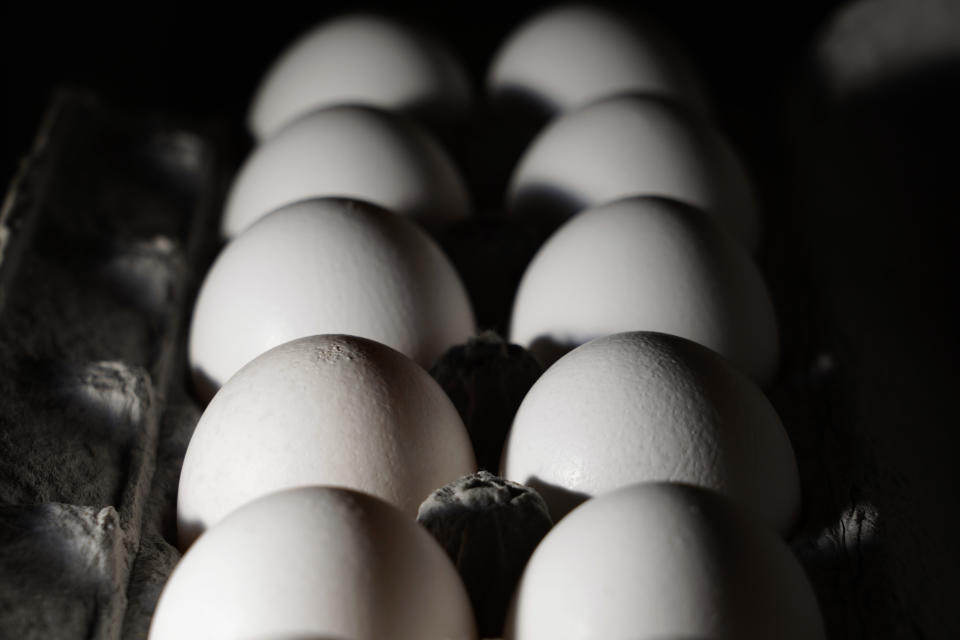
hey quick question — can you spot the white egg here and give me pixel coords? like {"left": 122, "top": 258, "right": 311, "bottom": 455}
{"left": 488, "top": 4, "right": 708, "bottom": 119}
{"left": 508, "top": 197, "right": 778, "bottom": 385}
{"left": 505, "top": 482, "right": 826, "bottom": 639}
{"left": 222, "top": 105, "right": 471, "bottom": 239}
{"left": 507, "top": 94, "right": 758, "bottom": 250}
{"left": 249, "top": 12, "right": 472, "bottom": 141}
{"left": 154, "top": 486, "right": 477, "bottom": 640}
{"left": 178, "top": 334, "right": 476, "bottom": 548}
{"left": 189, "top": 198, "right": 474, "bottom": 398}
{"left": 500, "top": 331, "right": 799, "bottom": 532}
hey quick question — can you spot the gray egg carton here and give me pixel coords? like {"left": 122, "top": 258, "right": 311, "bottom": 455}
{"left": 0, "top": 90, "right": 222, "bottom": 639}
{"left": 0, "top": 85, "right": 956, "bottom": 639}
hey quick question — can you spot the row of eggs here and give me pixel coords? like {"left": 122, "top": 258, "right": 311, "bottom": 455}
{"left": 159, "top": 333, "right": 818, "bottom": 639}
{"left": 151, "top": 5, "right": 823, "bottom": 639}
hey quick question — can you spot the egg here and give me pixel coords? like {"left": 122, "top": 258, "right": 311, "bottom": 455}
{"left": 153, "top": 486, "right": 477, "bottom": 639}
{"left": 500, "top": 331, "right": 799, "bottom": 532}
{"left": 188, "top": 198, "right": 475, "bottom": 399}
{"left": 488, "top": 4, "right": 708, "bottom": 120}
{"left": 178, "top": 334, "right": 476, "bottom": 548}
{"left": 248, "top": 13, "right": 472, "bottom": 142}
{"left": 221, "top": 105, "right": 471, "bottom": 239}
{"left": 506, "top": 94, "right": 759, "bottom": 250}
{"left": 508, "top": 197, "right": 778, "bottom": 385}
{"left": 504, "top": 482, "right": 826, "bottom": 639}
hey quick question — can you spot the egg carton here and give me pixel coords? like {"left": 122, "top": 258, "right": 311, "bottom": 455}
{"left": 1, "top": 39, "right": 957, "bottom": 640}
{"left": 0, "top": 90, "right": 224, "bottom": 639}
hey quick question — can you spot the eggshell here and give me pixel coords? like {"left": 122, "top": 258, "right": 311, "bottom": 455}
{"left": 248, "top": 13, "right": 472, "bottom": 142}
{"left": 506, "top": 94, "right": 758, "bottom": 250}
{"left": 507, "top": 197, "right": 778, "bottom": 385}
{"left": 153, "top": 486, "right": 477, "bottom": 640}
{"left": 488, "top": 4, "right": 709, "bottom": 119}
{"left": 178, "top": 334, "right": 477, "bottom": 548}
{"left": 504, "top": 482, "right": 826, "bottom": 639}
{"left": 189, "top": 198, "right": 475, "bottom": 397}
{"left": 500, "top": 331, "right": 799, "bottom": 532}
{"left": 222, "top": 105, "right": 471, "bottom": 239}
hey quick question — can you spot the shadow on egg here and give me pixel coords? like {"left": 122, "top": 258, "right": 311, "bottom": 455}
{"left": 509, "top": 181, "right": 587, "bottom": 235}
{"left": 523, "top": 476, "right": 591, "bottom": 523}
{"left": 490, "top": 83, "right": 562, "bottom": 133}
{"left": 188, "top": 365, "right": 218, "bottom": 407}
{"left": 175, "top": 515, "right": 205, "bottom": 552}
{"left": 526, "top": 335, "right": 579, "bottom": 370}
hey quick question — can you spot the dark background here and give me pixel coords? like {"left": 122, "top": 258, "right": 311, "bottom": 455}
{"left": 1, "top": 1, "right": 844, "bottom": 187}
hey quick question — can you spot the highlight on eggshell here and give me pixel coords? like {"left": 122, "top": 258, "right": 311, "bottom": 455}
{"left": 153, "top": 486, "right": 478, "bottom": 640}
{"left": 487, "top": 3, "right": 709, "bottom": 122}
{"left": 504, "top": 482, "right": 826, "bottom": 640}
{"left": 188, "top": 197, "right": 475, "bottom": 400}
{"left": 221, "top": 104, "right": 471, "bottom": 239}
{"left": 506, "top": 93, "right": 759, "bottom": 251}
{"left": 508, "top": 196, "right": 779, "bottom": 386}
{"left": 248, "top": 12, "right": 473, "bottom": 141}
{"left": 500, "top": 331, "right": 800, "bottom": 532}
{"left": 177, "top": 334, "right": 477, "bottom": 549}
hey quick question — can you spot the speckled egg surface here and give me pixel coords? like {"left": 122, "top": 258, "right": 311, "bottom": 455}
{"left": 189, "top": 198, "right": 475, "bottom": 396}
{"left": 178, "top": 334, "right": 476, "bottom": 548}
{"left": 501, "top": 331, "right": 800, "bottom": 532}
{"left": 154, "top": 486, "right": 477, "bottom": 639}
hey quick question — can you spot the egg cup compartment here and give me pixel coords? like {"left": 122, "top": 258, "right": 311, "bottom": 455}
{"left": 0, "top": 90, "right": 224, "bottom": 637}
